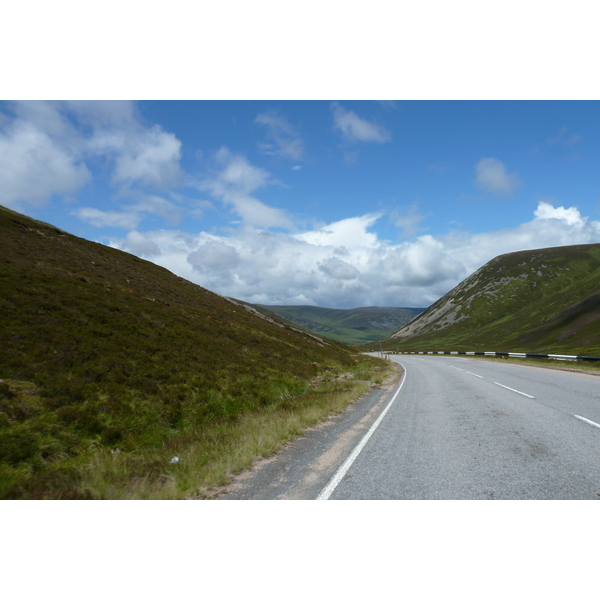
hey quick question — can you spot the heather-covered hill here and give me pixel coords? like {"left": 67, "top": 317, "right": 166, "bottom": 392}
{"left": 0, "top": 205, "right": 387, "bottom": 499}
{"left": 382, "top": 244, "right": 600, "bottom": 355}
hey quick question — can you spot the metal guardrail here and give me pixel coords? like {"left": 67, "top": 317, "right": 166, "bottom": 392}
{"left": 388, "top": 350, "right": 600, "bottom": 362}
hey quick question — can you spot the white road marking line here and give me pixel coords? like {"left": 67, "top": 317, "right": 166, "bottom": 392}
{"left": 493, "top": 382, "right": 535, "bottom": 398}
{"left": 574, "top": 414, "right": 600, "bottom": 430}
{"left": 316, "top": 363, "right": 408, "bottom": 500}
{"left": 466, "top": 371, "right": 483, "bottom": 378}
{"left": 451, "top": 366, "right": 483, "bottom": 379}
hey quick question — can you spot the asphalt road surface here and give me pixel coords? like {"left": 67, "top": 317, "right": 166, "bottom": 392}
{"left": 221, "top": 355, "right": 600, "bottom": 500}
{"left": 326, "top": 355, "right": 600, "bottom": 499}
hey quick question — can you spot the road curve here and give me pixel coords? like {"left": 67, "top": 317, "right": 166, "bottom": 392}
{"left": 325, "top": 355, "right": 600, "bottom": 499}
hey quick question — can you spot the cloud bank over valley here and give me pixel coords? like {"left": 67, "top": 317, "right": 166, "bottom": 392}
{"left": 112, "top": 200, "right": 600, "bottom": 309}
{"left": 2, "top": 100, "right": 600, "bottom": 309}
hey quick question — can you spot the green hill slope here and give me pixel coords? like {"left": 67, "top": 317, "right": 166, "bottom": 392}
{"left": 0, "top": 205, "right": 388, "bottom": 499}
{"left": 383, "top": 244, "right": 600, "bottom": 355}
{"left": 254, "top": 304, "right": 424, "bottom": 344}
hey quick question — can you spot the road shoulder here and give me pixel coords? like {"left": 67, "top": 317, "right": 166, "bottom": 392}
{"left": 216, "top": 361, "right": 402, "bottom": 500}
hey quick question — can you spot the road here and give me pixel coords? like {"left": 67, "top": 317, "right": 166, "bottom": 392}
{"left": 221, "top": 355, "right": 600, "bottom": 500}
{"left": 324, "top": 355, "right": 600, "bottom": 499}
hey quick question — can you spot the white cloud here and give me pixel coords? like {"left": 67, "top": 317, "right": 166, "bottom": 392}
{"left": 8, "top": 100, "right": 76, "bottom": 139}
{"left": 112, "top": 127, "right": 182, "bottom": 188}
{"left": 107, "top": 214, "right": 463, "bottom": 308}
{"left": 90, "top": 125, "right": 183, "bottom": 189}
{"left": 9, "top": 100, "right": 138, "bottom": 138}
{"left": 256, "top": 110, "right": 304, "bottom": 160}
{"left": 534, "top": 200, "right": 584, "bottom": 226}
{"left": 65, "top": 100, "right": 139, "bottom": 129}
{"left": 128, "top": 195, "right": 182, "bottom": 226}
{"left": 318, "top": 257, "right": 360, "bottom": 280}
{"left": 331, "top": 102, "right": 391, "bottom": 144}
{"left": 198, "top": 147, "right": 293, "bottom": 229}
{"left": 0, "top": 119, "right": 91, "bottom": 210}
{"left": 547, "top": 126, "right": 582, "bottom": 146}
{"left": 188, "top": 241, "right": 241, "bottom": 278}
{"left": 74, "top": 194, "right": 182, "bottom": 229}
{"left": 0, "top": 101, "right": 184, "bottom": 212}
{"left": 391, "top": 203, "right": 426, "bottom": 237}
{"left": 296, "top": 214, "right": 380, "bottom": 249}
{"left": 474, "top": 157, "right": 522, "bottom": 195}
{"left": 444, "top": 201, "right": 600, "bottom": 275}
{"left": 108, "top": 201, "right": 600, "bottom": 309}
{"left": 123, "top": 230, "right": 161, "bottom": 257}
{"left": 212, "top": 147, "right": 271, "bottom": 193}
{"left": 74, "top": 207, "right": 142, "bottom": 229}
{"left": 387, "top": 235, "right": 463, "bottom": 287}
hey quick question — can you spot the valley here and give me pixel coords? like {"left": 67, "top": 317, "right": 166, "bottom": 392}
{"left": 3, "top": 204, "right": 600, "bottom": 500}
{"left": 253, "top": 304, "right": 424, "bottom": 345}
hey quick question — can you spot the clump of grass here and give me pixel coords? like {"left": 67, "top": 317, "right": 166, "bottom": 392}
{"left": 63, "top": 358, "right": 393, "bottom": 499}
{"left": 1, "top": 358, "right": 393, "bottom": 499}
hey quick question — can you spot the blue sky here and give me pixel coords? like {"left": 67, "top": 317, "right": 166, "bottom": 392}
{"left": 2, "top": 99, "right": 600, "bottom": 308}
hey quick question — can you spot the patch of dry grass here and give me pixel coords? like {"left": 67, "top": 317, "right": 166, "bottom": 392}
{"left": 31, "top": 359, "right": 392, "bottom": 499}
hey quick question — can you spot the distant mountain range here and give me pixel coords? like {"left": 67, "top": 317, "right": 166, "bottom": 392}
{"left": 253, "top": 304, "right": 424, "bottom": 345}
{"left": 383, "top": 244, "right": 600, "bottom": 355}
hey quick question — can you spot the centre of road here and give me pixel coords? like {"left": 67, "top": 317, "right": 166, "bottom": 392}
{"left": 466, "top": 371, "right": 483, "bottom": 378}
{"left": 316, "top": 358, "right": 537, "bottom": 500}
{"left": 574, "top": 414, "right": 600, "bottom": 430}
{"left": 493, "top": 381, "right": 535, "bottom": 398}
{"left": 452, "top": 363, "right": 533, "bottom": 393}
{"left": 316, "top": 356, "right": 600, "bottom": 500}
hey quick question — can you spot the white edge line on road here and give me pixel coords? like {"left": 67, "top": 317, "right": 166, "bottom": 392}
{"left": 466, "top": 371, "right": 483, "bottom": 379}
{"left": 315, "top": 362, "right": 408, "bottom": 500}
{"left": 493, "top": 381, "right": 535, "bottom": 398}
{"left": 574, "top": 414, "right": 600, "bottom": 430}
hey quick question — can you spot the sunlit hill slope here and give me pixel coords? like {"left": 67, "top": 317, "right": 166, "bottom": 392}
{"left": 383, "top": 244, "right": 600, "bottom": 355}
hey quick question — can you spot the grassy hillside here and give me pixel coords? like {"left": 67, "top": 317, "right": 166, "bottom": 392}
{"left": 254, "top": 304, "right": 424, "bottom": 345}
{"left": 381, "top": 244, "right": 600, "bottom": 355}
{"left": 0, "top": 205, "right": 390, "bottom": 499}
